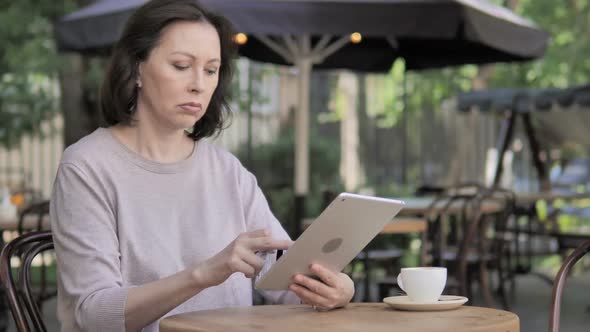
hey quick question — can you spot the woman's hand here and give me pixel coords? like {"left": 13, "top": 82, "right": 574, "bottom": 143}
{"left": 289, "top": 264, "right": 355, "bottom": 311}
{"left": 191, "top": 229, "right": 292, "bottom": 288}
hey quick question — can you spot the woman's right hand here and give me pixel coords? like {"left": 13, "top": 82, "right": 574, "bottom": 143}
{"left": 191, "top": 229, "right": 292, "bottom": 288}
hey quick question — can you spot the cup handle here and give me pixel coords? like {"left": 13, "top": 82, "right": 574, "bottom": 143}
{"left": 397, "top": 274, "right": 405, "bottom": 292}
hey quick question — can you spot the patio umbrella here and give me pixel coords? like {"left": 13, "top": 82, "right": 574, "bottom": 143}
{"left": 55, "top": 0, "right": 550, "bottom": 235}
{"left": 457, "top": 85, "right": 590, "bottom": 189}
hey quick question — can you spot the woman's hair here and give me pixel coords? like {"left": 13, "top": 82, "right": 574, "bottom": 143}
{"left": 100, "top": 0, "right": 237, "bottom": 140}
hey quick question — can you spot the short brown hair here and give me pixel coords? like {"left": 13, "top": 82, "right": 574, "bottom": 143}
{"left": 100, "top": 0, "right": 237, "bottom": 140}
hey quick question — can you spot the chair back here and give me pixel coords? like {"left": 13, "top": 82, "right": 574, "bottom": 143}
{"left": 425, "top": 185, "right": 515, "bottom": 302}
{"left": 0, "top": 231, "right": 53, "bottom": 332}
{"left": 549, "top": 239, "right": 590, "bottom": 332}
{"left": 17, "top": 201, "right": 50, "bottom": 235}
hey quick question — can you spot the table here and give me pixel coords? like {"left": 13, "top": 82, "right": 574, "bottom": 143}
{"left": 515, "top": 191, "right": 590, "bottom": 205}
{"left": 510, "top": 191, "right": 590, "bottom": 281}
{"left": 302, "top": 217, "right": 427, "bottom": 235}
{"left": 160, "top": 303, "right": 520, "bottom": 332}
{"left": 400, "top": 197, "right": 504, "bottom": 216}
{"left": 382, "top": 217, "right": 427, "bottom": 234}
{"left": 0, "top": 213, "right": 50, "bottom": 231}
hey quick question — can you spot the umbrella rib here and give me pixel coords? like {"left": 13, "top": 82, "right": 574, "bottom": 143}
{"left": 313, "top": 35, "right": 350, "bottom": 63}
{"left": 257, "top": 35, "right": 295, "bottom": 64}
{"left": 283, "top": 35, "right": 300, "bottom": 59}
{"left": 311, "top": 35, "right": 333, "bottom": 57}
{"left": 386, "top": 36, "right": 399, "bottom": 50}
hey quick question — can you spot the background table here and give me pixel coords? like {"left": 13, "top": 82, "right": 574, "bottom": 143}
{"left": 0, "top": 213, "right": 50, "bottom": 231}
{"left": 160, "top": 303, "right": 519, "bottom": 332}
{"left": 400, "top": 197, "right": 504, "bottom": 216}
{"left": 303, "top": 217, "right": 427, "bottom": 235}
{"left": 515, "top": 190, "right": 590, "bottom": 205}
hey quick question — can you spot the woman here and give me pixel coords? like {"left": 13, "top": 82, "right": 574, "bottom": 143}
{"left": 50, "top": 0, "right": 354, "bottom": 331}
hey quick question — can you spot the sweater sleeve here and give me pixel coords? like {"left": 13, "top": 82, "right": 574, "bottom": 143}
{"left": 238, "top": 166, "right": 290, "bottom": 241}
{"left": 237, "top": 164, "right": 301, "bottom": 304}
{"left": 50, "top": 162, "right": 131, "bottom": 332}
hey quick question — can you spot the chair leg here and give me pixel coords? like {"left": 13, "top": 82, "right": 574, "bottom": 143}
{"left": 378, "top": 283, "right": 389, "bottom": 300}
{"left": 362, "top": 255, "right": 371, "bottom": 302}
{"left": 0, "top": 295, "right": 9, "bottom": 332}
{"left": 496, "top": 252, "right": 511, "bottom": 310}
{"left": 479, "top": 261, "right": 495, "bottom": 308}
{"left": 37, "top": 253, "right": 47, "bottom": 310}
{"left": 466, "top": 269, "right": 474, "bottom": 303}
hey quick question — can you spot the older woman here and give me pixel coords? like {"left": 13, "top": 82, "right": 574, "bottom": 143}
{"left": 50, "top": 0, "right": 354, "bottom": 331}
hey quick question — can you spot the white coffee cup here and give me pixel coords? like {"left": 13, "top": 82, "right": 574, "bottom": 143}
{"left": 396, "top": 267, "right": 447, "bottom": 303}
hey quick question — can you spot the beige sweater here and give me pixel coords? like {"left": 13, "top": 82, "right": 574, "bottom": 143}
{"left": 50, "top": 128, "right": 295, "bottom": 332}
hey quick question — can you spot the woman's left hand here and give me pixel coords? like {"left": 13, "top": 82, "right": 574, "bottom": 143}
{"left": 289, "top": 264, "right": 355, "bottom": 311}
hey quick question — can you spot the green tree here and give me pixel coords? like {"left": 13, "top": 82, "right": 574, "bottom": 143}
{"left": 0, "top": 1, "right": 76, "bottom": 148}
{"left": 492, "top": 0, "right": 590, "bottom": 88}
{"left": 366, "top": 0, "right": 590, "bottom": 187}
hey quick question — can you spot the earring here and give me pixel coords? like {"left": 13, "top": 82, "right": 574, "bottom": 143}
{"left": 136, "top": 80, "right": 142, "bottom": 88}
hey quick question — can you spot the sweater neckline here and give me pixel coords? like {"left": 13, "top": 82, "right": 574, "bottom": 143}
{"left": 98, "top": 127, "right": 200, "bottom": 174}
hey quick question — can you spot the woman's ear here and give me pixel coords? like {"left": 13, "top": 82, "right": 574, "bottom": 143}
{"left": 136, "top": 63, "right": 143, "bottom": 88}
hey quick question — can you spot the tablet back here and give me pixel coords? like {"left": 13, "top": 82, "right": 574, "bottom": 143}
{"left": 255, "top": 192, "right": 405, "bottom": 290}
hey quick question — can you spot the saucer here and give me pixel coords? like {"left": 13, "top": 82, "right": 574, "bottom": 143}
{"left": 383, "top": 295, "right": 468, "bottom": 311}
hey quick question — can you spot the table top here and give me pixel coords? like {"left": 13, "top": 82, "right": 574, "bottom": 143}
{"left": 515, "top": 191, "right": 590, "bottom": 205}
{"left": 159, "top": 303, "right": 519, "bottom": 332}
{"left": 382, "top": 217, "right": 427, "bottom": 234}
{"left": 303, "top": 217, "right": 427, "bottom": 235}
{"left": 0, "top": 213, "right": 50, "bottom": 231}
{"left": 399, "top": 197, "right": 503, "bottom": 216}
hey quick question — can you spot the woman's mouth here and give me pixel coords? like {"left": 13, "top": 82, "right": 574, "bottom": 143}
{"left": 179, "top": 103, "right": 202, "bottom": 115}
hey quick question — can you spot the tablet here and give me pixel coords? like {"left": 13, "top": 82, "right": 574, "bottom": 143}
{"left": 255, "top": 192, "right": 405, "bottom": 290}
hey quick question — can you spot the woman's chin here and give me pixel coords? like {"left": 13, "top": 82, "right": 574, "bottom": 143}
{"left": 174, "top": 117, "right": 202, "bottom": 131}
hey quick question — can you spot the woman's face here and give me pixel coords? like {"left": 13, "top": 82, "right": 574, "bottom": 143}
{"left": 136, "top": 20, "right": 221, "bottom": 131}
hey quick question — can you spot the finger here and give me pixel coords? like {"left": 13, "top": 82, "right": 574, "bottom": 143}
{"left": 240, "top": 249, "right": 265, "bottom": 274}
{"left": 249, "top": 236, "right": 292, "bottom": 252}
{"left": 292, "top": 274, "right": 333, "bottom": 298}
{"left": 245, "top": 229, "right": 270, "bottom": 238}
{"left": 309, "top": 264, "right": 339, "bottom": 288}
{"left": 228, "top": 256, "right": 257, "bottom": 278}
{"left": 289, "top": 284, "right": 332, "bottom": 310}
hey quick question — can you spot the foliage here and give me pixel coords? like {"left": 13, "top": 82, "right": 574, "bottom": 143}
{"left": 236, "top": 127, "right": 343, "bottom": 226}
{"left": 375, "top": 0, "right": 590, "bottom": 123}
{"left": 492, "top": 0, "right": 590, "bottom": 88}
{"left": 364, "top": 0, "right": 590, "bottom": 186}
{"left": 0, "top": 1, "right": 75, "bottom": 148}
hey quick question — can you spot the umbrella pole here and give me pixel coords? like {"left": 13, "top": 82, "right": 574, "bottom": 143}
{"left": 401, "top": 69, "right": 408, "bottom": 186}
{"left": 257, "top": 34, "right": 352, "bottom": 237}
{"left": 294, "top": 40, "right": 312, "bottom": 238}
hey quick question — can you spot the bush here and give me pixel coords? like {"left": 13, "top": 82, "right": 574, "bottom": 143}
{"left": 237, "top": 127, "right": 343, "bottom": 228}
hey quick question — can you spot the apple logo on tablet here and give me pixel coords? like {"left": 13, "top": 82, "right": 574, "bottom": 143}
{"left": 322, "top": 238, "right": 343, "bottom": 254}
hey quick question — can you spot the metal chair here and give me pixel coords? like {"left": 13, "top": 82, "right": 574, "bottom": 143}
{"left": 16, "top": 201, "right": 54, "bottom": 313}
{"left": 17, "top": 200, "right": 50, "bottom": 235}
{"left": 0, "top": 231, "right": 53, "bottom": 332}
{"left": 549, "top": 239, "right": 590, "bottom": 332}
{"left": 425, "top": 184, "right": 515, "bottom": 309}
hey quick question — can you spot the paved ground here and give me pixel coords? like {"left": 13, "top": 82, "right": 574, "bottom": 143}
{"left": 510, "top": 272, "right": 590, "bottom": 332}
{"left": 6, "top": 271, "right": 590, "bottom": 331}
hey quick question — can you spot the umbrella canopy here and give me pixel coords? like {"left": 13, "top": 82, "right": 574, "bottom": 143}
{"left": 56, "top": 0, "right": 549, "bottom": 71}
{"left": 457, "top": 85, "right": 590, "bottom": 113}
{"left": 55, "top": 0, "right": 549, "bottom": 233}
{"left": 457, "top": 85, "right": 590, "bottom": 149}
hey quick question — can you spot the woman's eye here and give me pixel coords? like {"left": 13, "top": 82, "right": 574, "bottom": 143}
{"left": 206, "top": 69, "right": 218, "bottom": 75}
{"left": 173, "top": 64, "right": 189, "bottom": 71}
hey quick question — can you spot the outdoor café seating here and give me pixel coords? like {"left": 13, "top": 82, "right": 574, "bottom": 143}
{"left": 376, "top": 184, "right": 515, "bottom": 309}
{"left": 0, "top": 231, "right": 53, "bottom": 332}
{"left": 549, "top": 239, "right": 590, "bottom": 332}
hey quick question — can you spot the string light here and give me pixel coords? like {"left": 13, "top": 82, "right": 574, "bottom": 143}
{"left": 350, "top": 32, "right": 362, "bottom": 44}
{"left": 234, "top": 33, "right": 248, "bottom": 45}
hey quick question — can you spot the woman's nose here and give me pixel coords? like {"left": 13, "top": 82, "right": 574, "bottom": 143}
{"left": 188, "top": 73, "right": 204, "bottom": 93}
